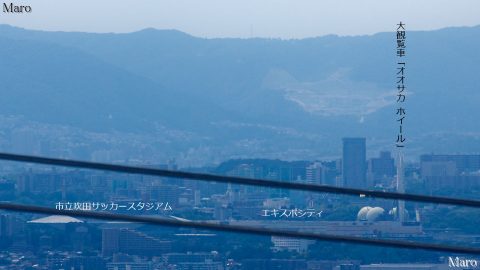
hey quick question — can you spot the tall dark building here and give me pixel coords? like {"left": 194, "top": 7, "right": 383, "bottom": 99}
{"left": 342, "top": 138, "right": 367, "bottom": 188}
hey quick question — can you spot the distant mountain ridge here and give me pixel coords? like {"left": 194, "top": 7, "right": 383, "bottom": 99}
{"left": 1, "top": 24, "right": 479, "bottom": 164}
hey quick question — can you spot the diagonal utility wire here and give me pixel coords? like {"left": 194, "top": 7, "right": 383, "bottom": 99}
{"left": 1, "top": 152, "right": 480, "bottom": 208}
{"left": 1, "top": 202, "right": 479, "bottom": 254}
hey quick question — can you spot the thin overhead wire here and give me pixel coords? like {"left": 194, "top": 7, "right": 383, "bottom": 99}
{"left": 1, "top": 152, "right": 480, "bottom": 207}
{"left": 1, "top": 202, "right": 479, "bottom": 254}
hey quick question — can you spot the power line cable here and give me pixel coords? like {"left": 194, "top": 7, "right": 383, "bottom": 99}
{"left": 1, "top": 152, "right": 479, "bottom": 207}
{"left": 0, "top": 202, "right": 479, "bottom": 254}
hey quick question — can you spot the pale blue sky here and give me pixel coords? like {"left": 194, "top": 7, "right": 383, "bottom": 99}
{"left": 1, "top": 0, "right": 479, "bottom": 38}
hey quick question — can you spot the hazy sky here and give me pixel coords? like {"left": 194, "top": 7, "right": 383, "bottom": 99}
{"left": 1, "top": 0, "right": 479, "bottom": 38}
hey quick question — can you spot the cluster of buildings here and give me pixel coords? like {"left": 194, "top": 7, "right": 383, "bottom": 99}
{"left": 307, "top": 138, "right": 480, "bottom": 192}
{"left": 0, "top": 137, "right": 479, "bottom": 269}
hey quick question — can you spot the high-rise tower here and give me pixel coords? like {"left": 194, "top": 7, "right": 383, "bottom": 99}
{"left": 342, "top": 138, "right": 367, "bottom": 188}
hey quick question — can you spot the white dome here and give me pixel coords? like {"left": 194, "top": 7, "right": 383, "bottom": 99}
{"left": 28, "top": 215, "right": 83, "bottom": 224}
{"left": 357, "top": 206, "right": 372, "bottom": 220}
{"left": 366, "top": 207, "right": 385, "bottom": 222}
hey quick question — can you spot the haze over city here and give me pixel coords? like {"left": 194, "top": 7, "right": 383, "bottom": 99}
{"left": 1, "top": 1, "right": 480, "bottom": 269}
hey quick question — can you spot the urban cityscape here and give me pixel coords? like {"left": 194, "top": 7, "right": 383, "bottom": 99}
{"left": 0, "top": 136, "right": 479, "bottom": 269}
{"left": 1, "top": 1, "right": 480, "bottom": 269}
